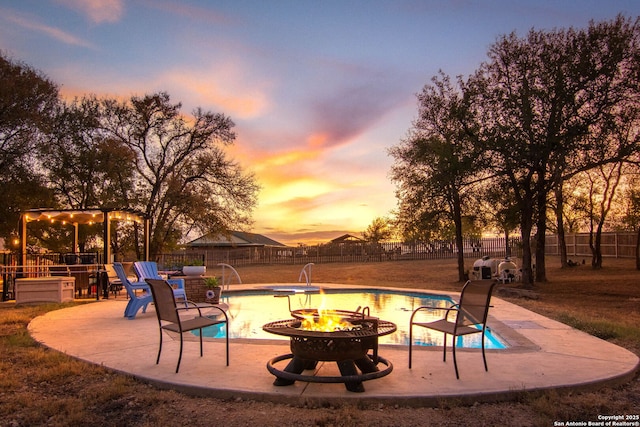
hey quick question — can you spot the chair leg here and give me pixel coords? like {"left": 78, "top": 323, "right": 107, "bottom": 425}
{"left": 176, "top": 334, "right": 184, "bottom": 373}
{"left": 408, "top": 323, "right": 413, "bottom": 369}
{"left": 452, "top": 335, "right": 460, "bottom": 380}
{"left": 224, "top": 322, "right": 230, "bottom": 366}
{"left": 156, "top": 329, "right": 163, "bottom": 365}
{"left": 481, "top": 329, "right": 488, "bottom": 372}
{"left": 442, "top": 333, "right": 448, "bottom": 362}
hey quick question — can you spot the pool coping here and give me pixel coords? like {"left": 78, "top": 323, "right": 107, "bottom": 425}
{"left": 27, "top": 282, "right": 640, "bottom": 407}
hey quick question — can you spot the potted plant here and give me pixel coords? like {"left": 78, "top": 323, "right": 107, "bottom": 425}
{"left": 204, "top": 276, "right": 222, "bottom": 304}
{"left": 182, "top": 258, "right": 206, "bottom": 276}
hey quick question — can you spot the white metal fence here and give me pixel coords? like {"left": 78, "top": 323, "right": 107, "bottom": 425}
{"left": 162, "top": 237, "right": 524, "bottom": 268}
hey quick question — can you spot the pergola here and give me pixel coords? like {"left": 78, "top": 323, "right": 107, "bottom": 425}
{"left": 20, "top": 208, "right": 149, "bottom": 263}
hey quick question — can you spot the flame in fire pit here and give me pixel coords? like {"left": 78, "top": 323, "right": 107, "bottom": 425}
{"left": 297, "top": 292, "right": 361, "bottom": 332}
{"left": 299, "top": 309, "right": 358, "bottom": 332}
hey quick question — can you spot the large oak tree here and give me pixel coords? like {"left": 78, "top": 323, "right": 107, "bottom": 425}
{"left": 390, "top": 73, "right": 485, "bottom": 282}
{"left": 469, "top": 15, "right": 640, "bottom": 285}
{"left": 99, "top": 92, "right": 259, "bottom": 257}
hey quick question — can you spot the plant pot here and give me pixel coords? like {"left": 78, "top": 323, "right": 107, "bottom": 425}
{"left": 205, "top": 287, "right": 222, "bottom": 304}
{"left": 183, "top": 266, "right": 206, "bottom": 276}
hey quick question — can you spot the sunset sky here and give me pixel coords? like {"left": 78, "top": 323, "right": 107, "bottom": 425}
{"left": 1, "top": 1, "right": 638, "bottom": 246}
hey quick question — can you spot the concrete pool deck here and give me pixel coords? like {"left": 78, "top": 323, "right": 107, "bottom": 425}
{"left": 27, "top": 283, "right": 639, "bottom": 407}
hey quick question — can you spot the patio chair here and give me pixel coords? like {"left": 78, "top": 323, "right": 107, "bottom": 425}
{"left": 103, "top": 264, "right": 123, "bottom": 297}
{"left": 145, "top": 278, "right": 229, "bottom": 373}
{"left": 134, "top": 261, "right": 187, "bottom": 303}
{"left": 409, "top": 280, "right": 497, "bottom": 379}
{"left": 113, "top": 262, "right": 152, "bottom": 320}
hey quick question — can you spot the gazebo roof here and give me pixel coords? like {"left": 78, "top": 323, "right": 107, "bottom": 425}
{"left": 23, "top": 208, "right": 146, "bottom": 225}
{"left": 20, "top": 208, "right": 149, "bottom": 263}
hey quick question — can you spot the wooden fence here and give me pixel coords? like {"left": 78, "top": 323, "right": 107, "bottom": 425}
{"left": 544, "top": 232, "right": 637, "bottom": 259}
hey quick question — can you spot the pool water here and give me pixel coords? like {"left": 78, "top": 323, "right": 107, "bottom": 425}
{"left": 197, "top": 288, "right": 507, "bottom": 349}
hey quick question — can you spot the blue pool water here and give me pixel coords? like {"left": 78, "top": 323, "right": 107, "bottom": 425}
{"left": 198, "top": 288, "right": 507, "bottom": 349}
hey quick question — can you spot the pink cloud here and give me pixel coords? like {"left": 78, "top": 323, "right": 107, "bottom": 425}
{"left": 56, "top": 0, "right": 124, "bottom": 24}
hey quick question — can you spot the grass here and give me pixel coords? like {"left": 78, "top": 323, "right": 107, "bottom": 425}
{"left": 1, "top": 256, "right": 639, "bottom": 426}
{"left": 555, "top": 312, "right": 640, "bottom": 342}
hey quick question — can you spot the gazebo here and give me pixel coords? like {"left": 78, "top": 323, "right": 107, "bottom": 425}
{"left": 19, "top": 208, "right": 150, "bottom": 264}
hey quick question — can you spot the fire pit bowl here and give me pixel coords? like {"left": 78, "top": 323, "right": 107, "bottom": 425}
{"left": 262, "top": 308, "right": 396, "bottom": 392}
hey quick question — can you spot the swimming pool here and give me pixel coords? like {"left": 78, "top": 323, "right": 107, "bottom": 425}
{"left": 198, "top": 288, "right": 507, "bottom": 349}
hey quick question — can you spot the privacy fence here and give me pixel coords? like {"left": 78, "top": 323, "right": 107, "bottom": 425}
{"left": 543, "top": 232, "right": 637, "bottom": 259}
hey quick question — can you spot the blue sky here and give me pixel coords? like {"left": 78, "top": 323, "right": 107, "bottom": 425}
{"left": 1, "top": 0, "right": 638, "bottom": 245}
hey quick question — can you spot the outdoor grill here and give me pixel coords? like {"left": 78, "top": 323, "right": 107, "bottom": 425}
{"left": 263, "top": 307, "right": 396, "bottom": 392}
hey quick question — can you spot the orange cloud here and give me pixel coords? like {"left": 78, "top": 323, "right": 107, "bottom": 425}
{"left": 160, "top": 66, "right": 270, "bottom": 119}
{"left": 255, "top": 149, "right": 320, "bottom": 169}
{"left": 307, "top": 133, "right": 329, "bottom": 148}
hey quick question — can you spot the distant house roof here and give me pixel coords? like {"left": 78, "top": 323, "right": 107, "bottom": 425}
{"left": 186, "top": 231, "right": 288, "bottom": 248}
{"left": 330, "top": 234, "right": 364, "bottom": 243}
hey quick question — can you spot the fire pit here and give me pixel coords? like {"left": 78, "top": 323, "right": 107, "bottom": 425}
{"left": 263, "top": 307, "right": 396, "bottom": 392}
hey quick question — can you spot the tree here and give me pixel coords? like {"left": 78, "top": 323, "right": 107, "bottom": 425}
{"left": 101, "top": 92, "right": 259, "bottom": 257}
{"left": 479, "top": 183, "right": 521, "bottom": 257}
{"left": 40, "top": 96, "right": 139, "bottom": 253}
{"left": 362, "top": 217, "right": 394, "bottom": 242}
{"left": 620, "top": 175, "right": 640, "bottom": 269}
{"left": 0, "top": 52, "right": 59, "bottom": 242}
{"left": 390, "top": 73, "right": 485, "bottom": 282}
{"left": 470, "top": 15, "right": 640, "bottom": 286}
{"left": 583, "top": 162, "right": 626, "bottom": 268}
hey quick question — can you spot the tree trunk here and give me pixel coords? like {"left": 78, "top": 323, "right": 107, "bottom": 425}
{"left": 554, "top": 186, "right": 568, "bottom": 268}
{"left": 504, "top": 229, "right": 511, "bottom": 257}
{"left": 519, "top": 210, "right": 534, "bottom": 288}
{"left": 592, "top": 223, "right": 604, "bottom": 269}
{"left": 534, "top": 185, "right": 547, "bottom": 283}
{"left": 452, "top": 192, "right": 467, "bottom": 282}
{"left": 133, "top": 222, "right": 143, "bottom": 260}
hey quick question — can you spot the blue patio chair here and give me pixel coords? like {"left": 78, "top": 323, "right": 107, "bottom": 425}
{"left": 134, "top": 261, "right": 187, "bottom": 303}
{"left": 113, "top": 262, "right": 152, "bottom": 320}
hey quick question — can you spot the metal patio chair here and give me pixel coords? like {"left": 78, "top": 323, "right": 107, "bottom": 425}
{"left": 145, "top": 278, "right": 229, "bottom": 373}
{"left": 409, "top": 279, "right": 497, "bottom": 379}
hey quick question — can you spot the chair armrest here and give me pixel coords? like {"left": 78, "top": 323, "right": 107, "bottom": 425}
{"left": 177, "top": 300, "right": 211, "bottom": 316}
{"left": 177, "top": 301, "right": 229, "bottom": 321}
{"left": 410, "top": 303, "right": 460, "bottom": 322}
